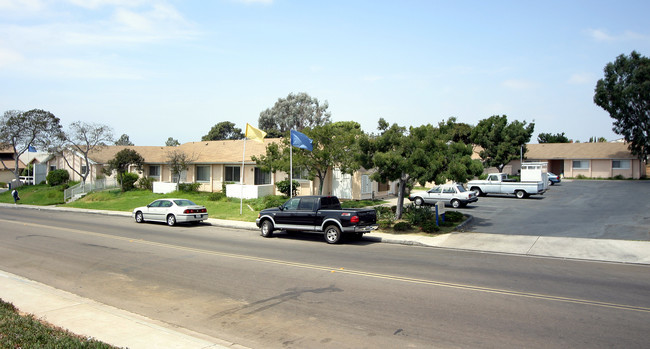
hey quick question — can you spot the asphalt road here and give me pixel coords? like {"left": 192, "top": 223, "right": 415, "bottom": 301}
{"left": 1, "top": 207, "right": 649, "bottom": 348}
{"left": 462, "top": 180, "right": 650, "bottom": 240}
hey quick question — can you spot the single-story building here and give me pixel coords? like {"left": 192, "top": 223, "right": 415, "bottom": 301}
{"left": 476, "top": 142, "right": 647, "bottom": 179}
{"left": 0, "top": 145, "right": 26, "bottom": 186}
{"left": 51, "top": 139, "right": 397, "bottom": 200}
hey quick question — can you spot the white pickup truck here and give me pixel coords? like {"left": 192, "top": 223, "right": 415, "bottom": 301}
{"left": 468, "top": 173, "right": 546, "bottom": 199}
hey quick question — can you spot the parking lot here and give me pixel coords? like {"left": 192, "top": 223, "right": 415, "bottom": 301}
{"left": 460, "top": 180, "right": 650, "bottom": 241}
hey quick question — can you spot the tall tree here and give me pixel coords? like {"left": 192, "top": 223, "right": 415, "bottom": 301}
{"left": 0, "top": 109, "right": 63, "bottom": 182}
{"left": 201, "top": 121, "right": 244, "bottom": 141}
{"left": 359, "top": 119, "right": 482, "bottom": 219}
{"left": 588, "top": 136, "right": 608, "bottom": 143}
{"left": 253, "top": 121, "right": 363, "bottom": 195}
{"left": 538, "top": 132, "right": 570, "bottom": 143}
{"left": 471, "top": 115, "right": 535, "bottom": 172}
{"left": 106, "top": 149, "right": 144, "bottom": 191}
{"left": 115, "top": 134, "right": 134, "bottom": 146}
{"left": 55, "top": 121, "right": 114, "bottom": 185}
{"left": 594, "top": 51, "right": 650, "bottom": 164}
{"left": 165, "top": 137, "right": 180, "bottom": 146}
{"left": 258, "top": 92, "right": 331, "bottom": 137}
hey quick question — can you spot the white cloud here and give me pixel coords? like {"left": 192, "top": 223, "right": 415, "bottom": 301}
{"left": 0, "top": 0, "right": 45, "bottom": 12}
{"left": 362, "top": 75, "right": 383, "bottom": 82}
{"left": 0, "top": 47, "right": 23, "bottom": 67}
{"left": 567, "top": 73, "right": 595, "bottom": 85}
{"left": 586, "top": 28, "right": 646, "bottom": 42}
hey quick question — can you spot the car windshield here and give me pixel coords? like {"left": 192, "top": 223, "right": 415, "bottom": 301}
{"left": 173, "top": 199, "right": 196, "bottom": 206}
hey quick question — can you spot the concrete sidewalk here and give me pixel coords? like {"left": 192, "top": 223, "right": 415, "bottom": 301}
{"left": 2, "top": 203, "right": 649, "bottom": 349}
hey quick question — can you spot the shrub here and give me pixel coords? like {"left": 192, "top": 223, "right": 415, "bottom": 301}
{"left": 120, "top": 172, "right": 139, "bottom": 191}
{"left": 275, "top": 179, "right": 299, "bottom": 197}
{"left": 137, "top": 176, "right": 155, "bottom": 190}
{"left": 576, "top": 174, "right": 588, "bottom": 179}
{"left": 47, "top": 169, "right": 70, "bottom": 186}
{"left": 444, "top": 211, "right": 464, "bottom": 223}
{"left": 393, "top": 222, "right": 412, "bottom": 231}
{"left": 261, "top": 195, "right": 287, "bottom": 209}
{"left": 208, "top": 191, "right": 226, "bottom": 201}
{"left": 178, "top": 182, "right": 201, "bottom": 192}
{"left": 420, "top": 221, "right": 440, "bottom": 233}
{"left": 404, "top": 204, "right": 436, "bottom": 227}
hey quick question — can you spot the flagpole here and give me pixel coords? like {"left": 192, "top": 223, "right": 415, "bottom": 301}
{"left": 290, "top": 136, "right": 293, "bottom": 199}
{"left": 240, "top": 137, "right": 246, "bottom": 215}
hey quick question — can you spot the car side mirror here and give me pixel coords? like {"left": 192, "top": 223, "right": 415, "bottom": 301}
{"left": 278, "top": 205, "right": 284, "bottom": 211}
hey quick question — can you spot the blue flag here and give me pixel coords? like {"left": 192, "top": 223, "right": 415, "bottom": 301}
{"left": 28, "top": 145, "right": 37, "bottom": 152}
{"left": 290, "top": 129, "right": 313, "bottom": 151}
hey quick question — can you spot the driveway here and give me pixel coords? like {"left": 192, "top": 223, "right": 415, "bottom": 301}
{"left": 400, "top": 180, "right": 650, "bottom": 241}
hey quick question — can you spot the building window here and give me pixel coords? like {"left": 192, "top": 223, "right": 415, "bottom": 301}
{"left": 254, "top": 167, "right": 271, "bottom": 185}
{"left": 572, "top": 160, "right": 589, "bottom": 169}
{"left": 612, "top": 160, "right": 630, "bottom": 169}
{"left": 196, "top": 165, "right": 210, "bottom": 182}
{"left": 49, "top": 165, "right": 57, "bottom": 171}
{"left": 172, "top": 170, "right": 187, "bottom": 183}
{"left": 81, "top": 165, "right": 88, "bottom": 175}
{"left": 225, "top": 166, "right": 240, "bottom": 182}
{"left": 361, "top": 175, "right": 372, "bottom": 194}
{"left": 292, "top": 167, "right": 309, "bottom": 180}
{"left": 148, "top": 165, "right": 160, "bottom": 178}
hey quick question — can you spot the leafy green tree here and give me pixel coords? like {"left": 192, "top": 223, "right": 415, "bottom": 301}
{"left": 258, "top": 92, "right": 331, "bottom": 137}
{"left": 471, "top": 115, "right": 535, "bottom": 172}
{"left": 114, "top": 134, "right": 134, "bottom": 146}
{"left": 438, "top": 117, "right": 474, "bottom": 144}
{"left": 166, "top": 149, "right": 195, "bottom": 184}
{"left": 165, "top": 137, "right": 180, "bottom": 146}
{"left": 0, "top": 109, "right": 63, "bottom": 182}
{"left": 359, "top": 118, "right": 482, "bottom": 219}
{"left": 253, "top": 121, "right": 363, "bottom": 195}
{"left": 55, "top": 121, "right": 113, "bottom": 185}
{"left": 588, "top": 136, "right": 608, "bottom": 143}
{"left": 107, "top": 149, "right": 144, "bottom": 191}
{"left": 594, "top": 51, "right": 650, "bottom": 164}
{"left": 201, "top": 121, "right": 244, "bottom": 141}
{"left": 538, "top": 132, "right": 570, "bottom": 143}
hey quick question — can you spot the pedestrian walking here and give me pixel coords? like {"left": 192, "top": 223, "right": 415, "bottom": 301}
{"left": 12, "top": 189, "right": 20, "bottom": 204}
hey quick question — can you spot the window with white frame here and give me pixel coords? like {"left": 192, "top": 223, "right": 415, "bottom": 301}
{"left": 148, "top": 165, "right": 160, "bottom": 179}
{"left": 196, "top": 165, "right": 210, "bottom": 182}
{"left": 612, "top": 160, "right": 630, "bottom": 169}
{"left": 361, "top": 175, "right": 372, "bottom": 194}
{"left": 572, "top": 160, "right": 589, "bottom": 169}
{"left": 225, "top": 166, "right": 240, "bottom": 182}
{"left": 254, "top": 167, "right": 271, "bottom": 185}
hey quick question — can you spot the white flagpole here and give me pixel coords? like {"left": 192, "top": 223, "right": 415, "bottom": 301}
{"left": 240, "top": 137, "right": 246, "bottom": 215}
{"left": 290, "top": 137, "right": 293, "bottom": 199}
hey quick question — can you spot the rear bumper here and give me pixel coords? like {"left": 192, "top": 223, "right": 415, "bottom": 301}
{"left": 176, "top": 214, "right": 208, "bottom": 223}
{"left": 342, "top": 224, "right": 379, "bottom": 233}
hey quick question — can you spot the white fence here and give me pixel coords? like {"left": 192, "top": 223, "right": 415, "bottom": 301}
{"left": 64, "top": 177, "right": 119, "bottom": 202}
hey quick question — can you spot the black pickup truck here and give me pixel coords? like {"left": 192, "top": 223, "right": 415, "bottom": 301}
{"left": 255, "top": 196, "right": 378, "bottom": 244}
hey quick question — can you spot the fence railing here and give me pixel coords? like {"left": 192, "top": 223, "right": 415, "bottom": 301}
{"left": 64, "top": 177, "right": 119, "bottom": 202}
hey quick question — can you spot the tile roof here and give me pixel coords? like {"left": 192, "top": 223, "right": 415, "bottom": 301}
{"left": 526, "top": 142, "right": 636, "bottom": 160}
{"left": 86, "top": 139, "right": 281, "bottom": 164}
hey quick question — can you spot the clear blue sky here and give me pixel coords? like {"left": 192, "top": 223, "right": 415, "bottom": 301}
{"left": 1, "top": 0, "right": 649, "bottom": 146}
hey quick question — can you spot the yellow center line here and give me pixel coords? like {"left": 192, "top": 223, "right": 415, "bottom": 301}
{"left": 5, "top": 218, "right": 650, "bottom": 313}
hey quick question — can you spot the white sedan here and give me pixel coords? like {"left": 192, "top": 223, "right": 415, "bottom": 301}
{"left": 133, "top": 198, "right": 208, "bottom": 226}
{"left": 408, "top": 183, "right": 478, "bottom": 208}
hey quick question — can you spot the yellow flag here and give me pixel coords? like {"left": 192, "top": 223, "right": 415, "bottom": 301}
{"left": 245, "top": 123, "right": 267, "bottom": 143}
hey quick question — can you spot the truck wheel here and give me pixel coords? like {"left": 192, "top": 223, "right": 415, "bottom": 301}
{"left": 260, "top": 220, "right": 274, "bottom": 238}
{"left": 324, "top": 225, "right": 342, "bottom": 244}
{"left": 414, "top": 197, "right": 424, "bottom": 206}
{"left": 471, "top": 187, "right": 485, "bottom": 197}
{"left": 451, "top": 199, "right": 461, "bottom": 208}
{"left": 515, "top": 190, "right": 527, "bottom": 199}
